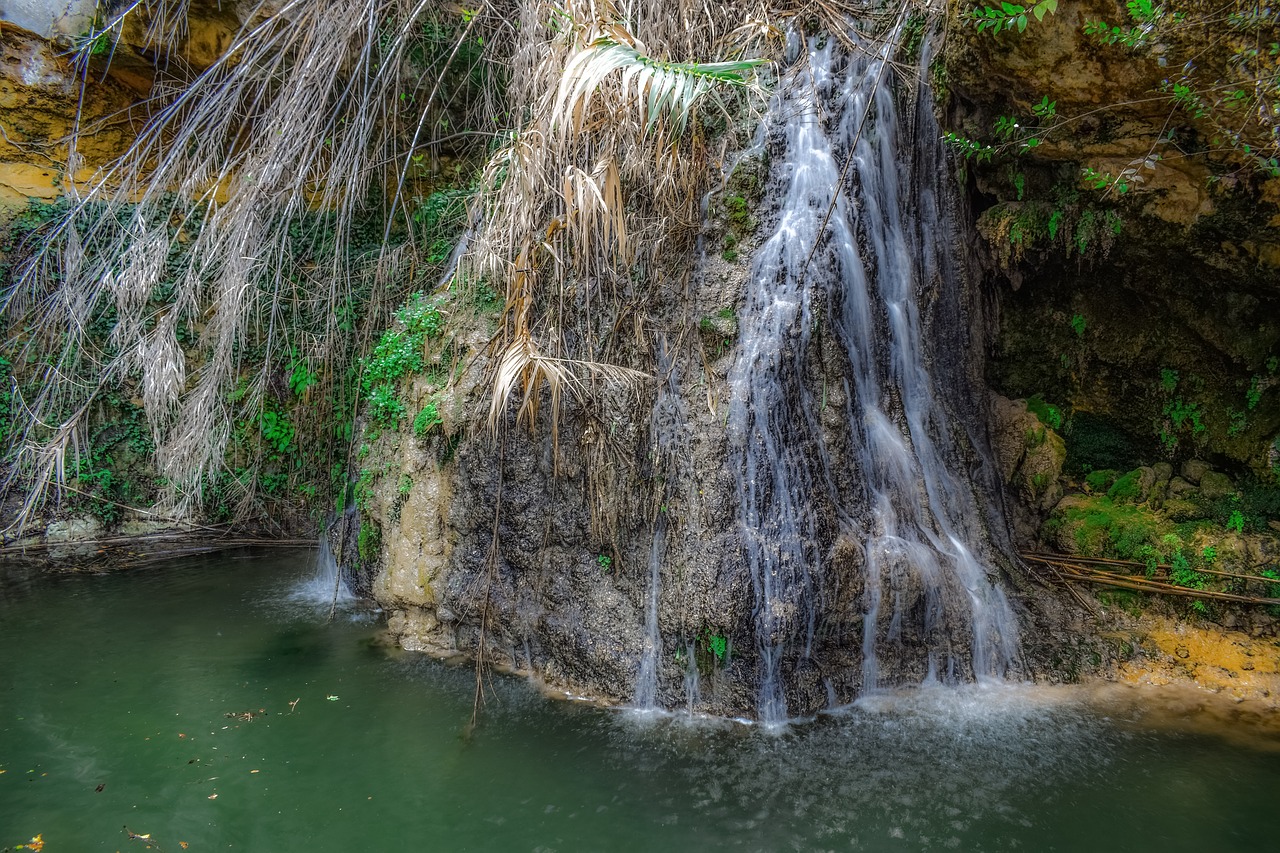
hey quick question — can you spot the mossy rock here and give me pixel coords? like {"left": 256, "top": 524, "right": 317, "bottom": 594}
{"left": 1083, "top": 468, "right": 1118, "bottom": 494}
{"left": 1044, "top": 494, "right": 1171, "bottom": 560}
{"left": 1199, "top": 470, "right": 1234, "bottom": 500}
{"left": 1107, "top": 466, "right": 1157, "bottom": 504}
{"left": 1163, "top": 498, "right": 1207, "bottom": 523}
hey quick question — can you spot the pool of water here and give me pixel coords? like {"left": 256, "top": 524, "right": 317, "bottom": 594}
{"left": 2, "top": 550, "right": 1279, "bottom": 851}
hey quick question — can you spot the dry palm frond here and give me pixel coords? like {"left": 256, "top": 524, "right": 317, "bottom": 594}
{"left": 562, "top": 157, "right": 628, "bottom": 271}
{"left": 552, "top": 30, "right": 764, "bottom": 140}
{"left": 487, "top": 331, "right": 649, "bottom": 436}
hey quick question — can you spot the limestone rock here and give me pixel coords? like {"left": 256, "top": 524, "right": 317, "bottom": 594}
{"left": 45, "top": 515, "right": 102, "bottom": 541}
{"left": 1199, "top": 470, "right": 1234, "bottom": 500}
{"left": 1181, "top": 459, "right": 1211, "bottom": 486}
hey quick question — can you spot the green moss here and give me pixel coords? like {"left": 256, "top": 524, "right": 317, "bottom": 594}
{"left": 358, "top": 520, "right": 382, "bottom": 562}
{"left": 1106, "top": 468, "right": 1143, "bottom": 502}
{"left": 1084, "top": 469, "right": 1119, "bottom": 493}
{"left": 725, "top": 195, "right": 755, "bottom": 235}
{"left": 1025, "top": 393, "right": 1062, "bottom": 430}
{"left": 1055, "top": 496, "right": 1171, "bottom": 561}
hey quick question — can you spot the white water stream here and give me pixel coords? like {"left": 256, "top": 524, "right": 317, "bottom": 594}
{"left": 728, "top": 33, "right": 1020, "bottom": 722}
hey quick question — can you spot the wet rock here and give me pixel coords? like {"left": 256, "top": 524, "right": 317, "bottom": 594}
{"left": 1167, "top": 476, "right": 1197, "bottom": 498}
{"left": 1152, "top": 462, "right": 1173, "bottom": 485}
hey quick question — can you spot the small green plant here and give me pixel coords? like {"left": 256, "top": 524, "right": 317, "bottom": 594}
{"left": 1025, "top": 393, "right": 1062, "bottom": 430}
{"left": 1227, "top": 408, "right": 1248, "bottom": 436}
{"left": 597, "top": 553, "right": 613, "bottom": 573}
{"left": 1246, "top": 375, "right": 1263, "bottom": 410}
{"left": 288, "top": 354, "right": 318, "bottom": 397}
{"left": 1138, "top": 543, "right": 1159, "bottom": 577}
{"left": 967, "top": 1, "right": 1059, "bottom": 35}
{"left": 360, "top": 292, "right": 443, "bottom": 427}
{"left": 1070, "top": 313, "right": 1087, "bottom": 338}
{"left": 1261, "top": 568, "right": 1280, "bottom": 603}
{"left": 1163, "top": 399, "right": 1205, "bottom": 435}
{"left": 413, "top": 401, "right": 443, "bottom": 437}
{"left": 707, "top": 633, "right": 727, "bottom": 663}
{"left": 354, "top": 467, "right": 377, "bottom": 512}
{"left": 258, "top": 408, "right": 295, "bottom": 456}
{"left": 1227, "top": 509, "right": 1245, "bottom": 534}
{"left": 1160, "top": 368, "right": 1179, "bottom": 393}
{"left": 942, "top": 131, "right": 996, "bottom": 163}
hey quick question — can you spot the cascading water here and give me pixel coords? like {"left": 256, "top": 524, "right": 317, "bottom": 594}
{"left": 728, "top": 31, "right": 1021, "bottom": 722}
{"left": 294, "top": 533, "right": 354, "bottom": 608}
{"left": 633, "top": 519, "right": 664, "bottom": 710}
{"left": 634, "top": 335, "right": 687, "bottom": 709}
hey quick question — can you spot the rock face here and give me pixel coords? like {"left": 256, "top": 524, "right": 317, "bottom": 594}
{"left": 0, "top": 23, "right": 140, "bottom": 205}
{"left": 946, "top": 0, "right": 1280, "bottom": 477}
{"left": 359, "top": 9, "right": 1280, "bottom": 717}
{"left": 1, "top": 0, "right": 254, "bottom": 207}
{"left": 3, "top": 2, "right": 1275, "bottom": 715}
{"left": 364, "top": 40, "right": 1035, "bottom": 720}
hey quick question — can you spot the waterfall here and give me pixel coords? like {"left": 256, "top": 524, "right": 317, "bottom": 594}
{"left": 633, "top": 334, "right": 687, "bottom": 709}
{"left": 295, "top": 534, "right": 354, "bottom": 607}
{"left": 729, "top": 32, "right": 1020, "bottom": 722}
{"left": 633, "top": 520, "right": 664, "bottom": 710}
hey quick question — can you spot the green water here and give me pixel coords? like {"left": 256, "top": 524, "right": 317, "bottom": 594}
{"left": 2, "top": 550, "right": 1279, "bottom": 851}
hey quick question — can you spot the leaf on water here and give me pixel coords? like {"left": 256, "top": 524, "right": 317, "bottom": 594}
{"left": 326, "top": 695, "right": 340, "bottom": 701}
{"left": 208, "top": 793, "right": 218, "bottom": 799}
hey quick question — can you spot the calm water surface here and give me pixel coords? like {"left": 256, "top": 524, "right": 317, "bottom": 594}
{"left": 2, "top": 550, "right": 1279, "bottom": 851}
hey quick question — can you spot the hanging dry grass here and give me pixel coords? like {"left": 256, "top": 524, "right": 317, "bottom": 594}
{"left": 2, "top": 0, "right": 789, "bottom": 529}
{"left": 3, "top": 0, "right": 520, "bottom": 526}
{"left": 462, "top": 0, "right": 773, "bottom": 438}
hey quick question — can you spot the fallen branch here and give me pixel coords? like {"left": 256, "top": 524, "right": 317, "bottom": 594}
{"left": 1021, "top": 551, "right": 1280, "bottom": 607}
